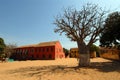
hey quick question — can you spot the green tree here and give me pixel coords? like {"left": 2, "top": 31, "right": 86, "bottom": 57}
{"left": 63, "top": 48, "right": 69, "bottom": 57}
{"left": 54, "top": 3, "right": 107, "bottom": 67}
{"left": 100, "top": 12, "right": 120, "bottom": 48}
{"left": 90, "top": 44, "right": 100, "bottom": 57}
{"left": 0, "top": 37, "right": 6, "bottom": 58}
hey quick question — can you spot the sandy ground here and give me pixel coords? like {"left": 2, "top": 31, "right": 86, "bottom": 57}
{"left": 0, "top": 58, "right": 120, "bottom": 80}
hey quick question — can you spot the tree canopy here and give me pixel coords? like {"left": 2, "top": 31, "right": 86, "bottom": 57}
{"left": 100, "top": 12, "right": 120, "bottom": 47}
{"left": 54, "top": 3, "right": 107, "bottom": 66}
{"left": 0, "top": 37, "right": 6, "bottom": 57}
{"left": 63, "top": 48, "right": 69, "bottom": 57}
{"left": 0, "top": 37, "right": 5, "bottom": 46}
{"left": 0, "top": 37, "right": 6, "bottom": 52}
{"left": 54, "top": 3, "right": 106, "bottom": 48}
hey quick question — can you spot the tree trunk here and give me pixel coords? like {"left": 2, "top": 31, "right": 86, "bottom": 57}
{"left": 77, "top": 41, "right": 90, "bottom": 67}
{"left": 78, "top": 53, "right": 90, "bottom": 67}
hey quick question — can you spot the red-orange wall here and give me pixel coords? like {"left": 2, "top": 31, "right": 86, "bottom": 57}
{"left": 55, "top": 41, "right": 65, "bottom": 59}
{"left": 12, "top": 42, "right": 65, "bottom": 60}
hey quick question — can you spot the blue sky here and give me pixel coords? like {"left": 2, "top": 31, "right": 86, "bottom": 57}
{"left": 0, "top": 0, "right": 120, "bottom": 49}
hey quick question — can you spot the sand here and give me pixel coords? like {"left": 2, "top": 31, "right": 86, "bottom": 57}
{"left": 0, "top": 58, "right": 120, "bottom": 80}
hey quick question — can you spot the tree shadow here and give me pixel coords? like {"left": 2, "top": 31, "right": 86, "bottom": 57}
{"left": 89, "top": 60, "right": 120, "bottom": 73}
{"left": 7, "top": 60, "right": 120, "bottom": 79}
{"left": 7, "top": 65, "right": 78, "bottom": 78}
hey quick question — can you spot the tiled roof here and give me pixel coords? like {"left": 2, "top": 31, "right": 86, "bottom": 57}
{"left": 17, "top": 41, "right": 59, "bottom": 48}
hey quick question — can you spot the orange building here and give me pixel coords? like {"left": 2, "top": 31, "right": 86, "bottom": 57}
{"left": 11, "top": 41, "right": 65, "bottom": 60}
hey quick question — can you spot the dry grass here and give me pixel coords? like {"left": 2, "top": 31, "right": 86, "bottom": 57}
{"left": 0, "top": 58, "right": 120, "bottom": 80}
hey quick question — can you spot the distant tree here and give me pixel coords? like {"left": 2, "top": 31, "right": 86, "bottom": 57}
{"left": 89, "top": 44, "right": 100, "bottom": 57}
{"left": 0, "top": 37, "right": 6, "bottom": 58}
{"left": 54, "top": 3, "right": 107, "bottom": 67}
{"left": 63, "top": 48, "right": 69, "bottom": 57}
{"left": 4, "top": 43, "right": 17, "bottom": 58}
{"left": 100, "top": 12, "right": 120, "bottom": 48}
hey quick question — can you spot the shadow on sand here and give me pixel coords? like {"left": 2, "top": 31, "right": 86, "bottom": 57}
{"left": 7, "top": 60, "right": 120, "bottom": 78}
{"left": 89, "top": 60, "right": 120, "bottom": 72}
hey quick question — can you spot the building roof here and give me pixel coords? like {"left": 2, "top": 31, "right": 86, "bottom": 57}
{"left": 70, "top": 48, "right": 78, "bottom": 50}
{"left": 36, "top": 41, "right": 59, "bottom": 47}
{"left": 17, "top": 41, "right": 59, "bottom": 48}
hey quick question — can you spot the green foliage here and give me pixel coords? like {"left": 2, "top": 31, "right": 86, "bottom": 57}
{"left": 63, "top": 48, "right": 69, "bottom": 57}
{"left": 100, "top": 12, "right": 120, "bottom": 48}
{"left": 0, "top": 37, "right": 6, "bottom": 58}
{"left": 89, "top": 44, "right": 100, "bottom": 57}
{"left": 90, "top": 44, "right": 99, "bottom": 52}
{"left": 0, "top": 37, "right": 6, "bottom": 49}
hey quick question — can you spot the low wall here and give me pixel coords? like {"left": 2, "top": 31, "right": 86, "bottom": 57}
{"left": 100, "top": 48, "right": 120, "bottom": 60}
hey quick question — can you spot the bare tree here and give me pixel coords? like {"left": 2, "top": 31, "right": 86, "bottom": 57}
{"left": 54, "top": 3, "right": 107, "bottom": 67}
{"left": 4, "top": 43, "right": 17, "bottom": 58}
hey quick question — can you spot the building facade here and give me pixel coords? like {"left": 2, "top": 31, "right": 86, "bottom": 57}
{"left": 70, "top": 48, "right": 96, "bottom": 58}
{"left": 100, "top": 47, "right": 120, "bottom": 60}
{"left": 11, "top": 41, "right": 65, "bottom": 60}
{"left": 70, "top": 48, "right": 79, "bottom": 58}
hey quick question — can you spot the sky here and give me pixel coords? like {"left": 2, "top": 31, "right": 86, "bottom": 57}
{"left": 0, "top": 0, "right": 120, "bottom": 49}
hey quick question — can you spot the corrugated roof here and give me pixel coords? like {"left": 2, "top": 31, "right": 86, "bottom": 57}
{"left": 17, "top": 41, "right": 59, "bottom": 48}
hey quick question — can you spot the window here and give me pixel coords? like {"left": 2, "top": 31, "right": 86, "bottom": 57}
{"left": 36, "top": 55, "right": 39, "bottom": 58}
{"left": 25, "top": 50, "right": 28, "bottom": 55}
{"left": 16, "top": 50, "right": 18, "bottom": 53}
{"left": 71, "top": 51, "right": 73, "bottom": 53}
{"left": 51, "top": 47, "right": 53, "bottom": 52}
{"left": 49, "top": 54, "right": 52, "bottom": 59}
{"left": 19, "top": 49, "right": 22, "bottom": 54}
{"left": 41, "top": 48, "right": 44, "bottom": 52}
{"left": 20, "top": 52, "right": 22, "bottom": 56}
{"left": 74, "top": 51, "right": 76, "bottom": 53}
{"left": 22, "top": 49, "right": 24, "bottom": 53}
{"left": 39, "top": 48, "right": 41, "bottom": 52}
{"left": 43, "top": 48, "right": 44, "bottom": 52}
{"left": 42, "top": 54, "right": 45, "bottom": 59}
{"left": 31, "top": 48, "right": 34, "bottom": 52}
{"left": 19, "top": 49, "right": 22, "bottom": 53}
{"left": 37, "top": 48, "right": 39, "bottom": 52}
{"left": 31, "top": 55, "right": 34, "bottom": 59}
{"left": 46, "top": 48, "right": 49, "bottom": 52}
